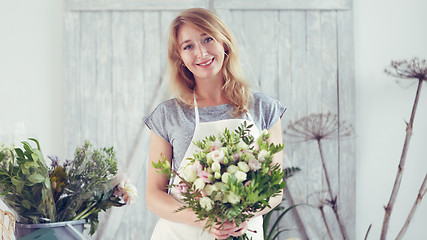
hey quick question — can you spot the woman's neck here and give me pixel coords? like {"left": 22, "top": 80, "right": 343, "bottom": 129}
{"left": 194, "top": 76, "right": 228, "bottom": 107}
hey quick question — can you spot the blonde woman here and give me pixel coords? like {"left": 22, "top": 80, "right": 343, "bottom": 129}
{"left": 144, "top": 8, "right": 286, "bottom": 240}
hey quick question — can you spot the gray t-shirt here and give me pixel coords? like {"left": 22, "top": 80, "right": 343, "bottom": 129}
{"left": 144, "top": 93, "right": 286, "bottom": 170}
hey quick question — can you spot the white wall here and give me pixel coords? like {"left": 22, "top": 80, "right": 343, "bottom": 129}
{"left": 0, "top": 0, "right": 64, "bottom": 157}
{"left": 0, "top": 0, "right": 426, "bottom": 239}
{"left": 353, "top": 0, "right": 427, "bottom": 239}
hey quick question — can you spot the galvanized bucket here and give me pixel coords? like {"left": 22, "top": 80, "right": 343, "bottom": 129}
{"left": 15, "top": 219, "right": 86, "bottom": 240}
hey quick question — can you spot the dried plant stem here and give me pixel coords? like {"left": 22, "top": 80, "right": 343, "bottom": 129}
{"left": 380, "top": 79, "right": 424, "bottom": 240}
{"left": 319, "top": 206, "right": 334, "bottom": 240}
{"left": 316, "top": 140, "right": 348, "bottom": 240}
{"left": 395, "top": 174, "right": 427, "bottom": 240}
{"left": 364, "top": 224, "right": 372, "bottom": 240}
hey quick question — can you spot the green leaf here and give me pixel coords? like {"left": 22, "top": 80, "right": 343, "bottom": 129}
{"left": 28, "top": 138, "right": 41, "bottom": 150}
{"left": 11, "top": 176, "right": 25, "bottom": 193}
{"left": 22, "top": 200, "right": 32, "bottom": 209}
{"left": 28, "top": 174, "right": 45, "bottom": 183}
{"left": 24, "top": 161, "right": 38, "bottom": 169}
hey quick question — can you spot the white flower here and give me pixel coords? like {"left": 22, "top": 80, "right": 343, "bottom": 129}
{"left": 183, "top": 164, "right": 197, "bottom": 182}
{"left": 211, "top": 139, "right": 223, "bottom": 150}
{"left": 248, "top": 158, "right": 261, "bottom": 171}
{"left": 214, "top": 182, "right": 226, "bottom": 190}
{"left": 211, "top": 149, "right": 225, "bottom": 163}
{"left": 200, "top": 197, "right": 213, "bottom": 211}
{"left": 204, "top": 184, "right": 217, "bottom": 196}
{"left": 261, "top": 129, "right": 269, "bottom": 136}
{"left": 237, "top": 162, "right": 250, "bottom": 173}
{"left": 214, "top": 171, "right": 221, "bottom": 179}
{"left": 113, "top": 175, "right": 138, "bottom": 204}
{"left": 236, "top": 141, "right": 248, "bottom": 151}
{"left": 235, "top": 171, "right": 247, "bottom": 182}
{"left": 227, "top": 192, "right": 241, "bottom": 204}
{"left": 258, "top": 149, "right": 269, "bottom": 162}
{"left": 226, "top": 165, "right": 239, "bottom": 174}
{"left": 211, "top": 162, "right": 221, "bottom": 172}
{"left": 221, "top": 172, "right": 231, "bottom": 183}
{"left": 194, "top": 178, "right": 206, "bottom": 191}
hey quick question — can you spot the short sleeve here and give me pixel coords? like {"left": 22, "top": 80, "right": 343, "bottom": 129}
{"left": 144, "top": 104, "right": 170, "bottom": 144}
{"left": 252, "top": 93, "right": 287, "bottom": 130}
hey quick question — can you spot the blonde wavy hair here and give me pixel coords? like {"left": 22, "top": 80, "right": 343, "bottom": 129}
{"left": 167, "top": 8, "right": 251, "bottom": 115}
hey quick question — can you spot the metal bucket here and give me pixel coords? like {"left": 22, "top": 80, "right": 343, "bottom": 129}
{"left": 15, "top": 219, "right": 86, "bottom": 240}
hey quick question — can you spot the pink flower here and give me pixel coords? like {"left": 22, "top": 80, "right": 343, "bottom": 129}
{"left": 172, "top": 181, "right": 189, "bottom": 198}
{"left": 233, "top": 153, "right": 240, "bottom": 162}
{"left": 197, "top": 170, "right": 212, "bottom": 183}
{"left": 113, "top": 175, "right": 138, "bottom": 204}
{"left": 193, "top": 160, "right": 203, "bottom": 173}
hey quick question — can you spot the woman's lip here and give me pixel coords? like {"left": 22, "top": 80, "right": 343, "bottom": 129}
{"left": 197, "top": 58, "right": 214, "bottom": 66}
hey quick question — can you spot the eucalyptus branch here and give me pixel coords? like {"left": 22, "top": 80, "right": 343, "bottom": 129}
{"left": 395, "top": 174, "right": 427, "bottom": 240}
{"left": 380, "top": 58, "right": 427, "bottom": 240}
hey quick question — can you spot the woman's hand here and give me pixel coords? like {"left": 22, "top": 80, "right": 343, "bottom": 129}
{"left": 208, "top": 221, "right": 249, "bottom": 239}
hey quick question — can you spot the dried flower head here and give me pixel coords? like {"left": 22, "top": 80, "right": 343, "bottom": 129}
{"left": 284, "top": 113, "right": 354, "bottom": 142}
{"left": 385, "top": 58, "right": 427, "bottom": 81}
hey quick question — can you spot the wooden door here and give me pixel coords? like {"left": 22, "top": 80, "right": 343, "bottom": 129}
{"left": 64, "top": 0, "right": 355, "bottom": 239}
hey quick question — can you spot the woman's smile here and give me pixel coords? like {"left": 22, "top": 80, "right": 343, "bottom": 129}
{"left": 197, "top": 58, "right": 214, "bottom": 67}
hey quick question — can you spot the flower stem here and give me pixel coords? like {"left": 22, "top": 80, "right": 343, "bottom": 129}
{"left": 72, "top": 202, "right": 97, "bottom": 220}
{"left": 319, "top": 205, "right": 334, "bottom": 240}
{"left": 380, "top": 79, "right": 424, "bottom": 240}
{"left": 316, "top": 139, "right": 348, "bottom": 240}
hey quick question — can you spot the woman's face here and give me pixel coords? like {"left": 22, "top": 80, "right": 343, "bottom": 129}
{"left": 177, "top": 23, "right": 225, "bottom": 82}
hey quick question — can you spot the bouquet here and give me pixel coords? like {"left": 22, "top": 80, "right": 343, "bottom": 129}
{"left": 0, "top": 139, "right": 137, "bottom": 235}
{"left": 153, "top": 122, "right": 286, "bottom": 240}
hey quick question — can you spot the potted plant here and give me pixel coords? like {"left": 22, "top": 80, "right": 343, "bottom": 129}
{"left": 0, "top": 138, "right": 137, "bottom": 239}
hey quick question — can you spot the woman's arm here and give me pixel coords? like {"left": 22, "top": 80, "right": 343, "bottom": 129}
{"left": 145, "top": 130, "right": 200, "bottom": 224}
{"left": 145, "top": 130, "right": 237, "bottom": 239}
{"left": 252, "top": 119, "right": 284, "bottom": 217}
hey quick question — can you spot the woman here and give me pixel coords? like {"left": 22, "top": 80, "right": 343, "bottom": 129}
{"left": 144, "top": 8, "right": 286, "bottom": 240}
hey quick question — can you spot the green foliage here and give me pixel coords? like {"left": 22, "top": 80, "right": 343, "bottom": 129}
{"left": 263, "top": 203, "right": 300, "bottom": 240}
{"left": 154, "top": 121, "right": 289, "bottom": 240}
{"left": 0, "top": 139, "right": 56, "bottom": 223}
{"left": 0, "top": 139, "right": 134, "bottom": 236}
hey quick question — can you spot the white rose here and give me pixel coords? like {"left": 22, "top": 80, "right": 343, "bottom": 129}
{"left": 237, "top": 162, "right": 250, "bottom": 173}
{"left": 204, "top": 184, "right": 217, "bottom": 196}
{"left": 214, "top": 171, "right": 221, "bottom": 179}
{"left": 194, "top": 178, "right": 206, "bottom": 191}
{"left": 200, "top": 197, "right": 213, "bottom": 211}
{"left": 258, "top": 149, "right": 269, "bottom": 162}
{"left": 214, "top": 182, "right": 226, "bottom": 190}
{"left": 236, "top": 141, "right": 248, "bottom": 151}
{"left": 183, "top": 165, "right": 197, "bottom": 182}
{"left": 211, "top": 149, "right": 225, "bottom": 163}
{"left": 227, "top": 165, "right": 239, "bottom": 174}
{"left": 235, "top": 171, "right": 247, "bottom": 182}
{"left": 211, "top": 139, "right": 223, "bottom": 149}
{"left": 221, "top": 172, "right": 231, "bottom": 184}
{"left": 227, "top": 192, "right": 241, "bottom": 204}
{"left": 212, "top": 162, "right": 221, "bottom": 172}
{"left": 248, "top": 158, "right": 261, "bottom": 171}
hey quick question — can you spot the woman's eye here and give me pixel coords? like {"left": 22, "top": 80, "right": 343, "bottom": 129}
{"left": 204, "top": 37, "right": 213, "bottom": 43}
{"left": 183, "top": 44, "right": 192, "bottom": 50}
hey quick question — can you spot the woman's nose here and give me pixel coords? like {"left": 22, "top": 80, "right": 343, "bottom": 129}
{"left": 196, "top": 44, "right": 207, "bottom": 58}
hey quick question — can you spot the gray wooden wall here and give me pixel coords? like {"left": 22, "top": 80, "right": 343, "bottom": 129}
{"left": 64, "top": 0, "right": 355, "bottom": 239}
